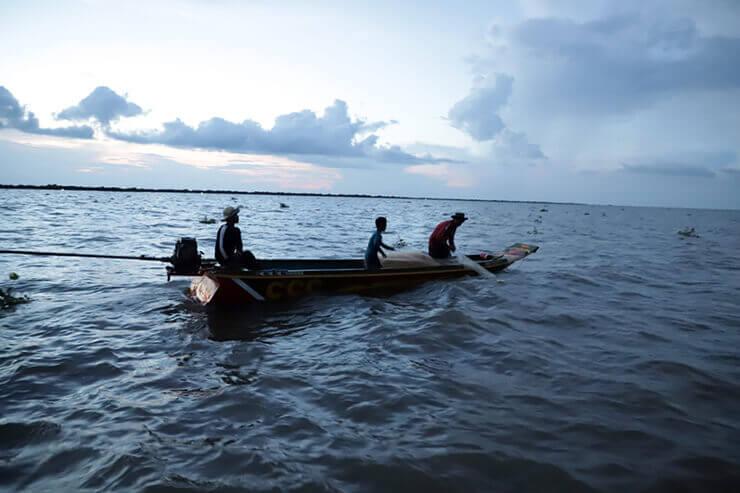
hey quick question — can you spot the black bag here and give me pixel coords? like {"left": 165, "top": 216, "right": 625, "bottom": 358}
{"left": 171, "top": 237, "right": 201, "bottom": 273}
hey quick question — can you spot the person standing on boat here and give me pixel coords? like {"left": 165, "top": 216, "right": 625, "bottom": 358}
{"left": 215, "top": 206, "right": 258, "bottom": 269}
{"left": 365, "top": 216, "right": 395, "bottom": 270}
{"left": 428, "top": 212, "right": 467, "bottom": 259}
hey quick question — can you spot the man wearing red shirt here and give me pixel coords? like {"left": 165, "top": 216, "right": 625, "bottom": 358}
{"left": 428, "top": 212, "right": 468, "bottom": 259}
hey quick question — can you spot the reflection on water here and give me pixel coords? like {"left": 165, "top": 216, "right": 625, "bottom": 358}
{"left": 205, "top": 301, "right": 318, "bottom": 342}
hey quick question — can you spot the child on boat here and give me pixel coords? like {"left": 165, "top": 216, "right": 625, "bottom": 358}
{"left": 365, "top": 216, "right": 395, "bottom": 270}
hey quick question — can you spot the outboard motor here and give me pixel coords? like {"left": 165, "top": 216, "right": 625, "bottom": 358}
{"left": 171, "top": 237, "right": 201, "bottom": 274}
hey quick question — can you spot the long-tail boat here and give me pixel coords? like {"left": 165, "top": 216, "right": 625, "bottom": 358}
{"left": 168, "top": 243, "right": 539, "bottom": 306}
{"left": 0, "top": 241, "right": 538, "bottom": 307}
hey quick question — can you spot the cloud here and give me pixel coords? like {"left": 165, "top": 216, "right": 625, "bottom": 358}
{"left": 446, "top": 75, "right": 544, "bottom": 163}
{"left": 0, "top": 86, "right": 94, "bottom": 139}
{"left": 621, "top": 163, "right": 716, "bottom": 178}
{"left": 355, "top": 134, "right": 463, "bottom": 164}
{"left": 0, "top": 87, "right": 24, "bottom": 122}
{"left": 4, "top": 86, "right": 455, "bottom": 167}
{"left": 496, "top": 14, "right": 740, "bottom": 116}
{"left": 620, "top": 151, "right": 736, "bottom": 178}
{"left": 57, "top": 86, "right": 143, "bottom": 125}
{"left": 447, "top": 74, "right": 512, "bottom": 141}
{"left": 489, "top": 129, "right": 546, "bottom": 161}
{"left": 518, "top": 0, "right": 740, "bottom": 37}
{"left": 109, "top": 99, "right": 449, "bottom": 164}
{"left": 452, "top": 6, "right": 740, "bottom": 173}
{"left": 404, "top": 163, "right": 474, "bottom": 188}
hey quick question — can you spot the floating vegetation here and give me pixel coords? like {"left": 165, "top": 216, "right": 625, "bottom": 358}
{"left": 9, "top": 272, "right": 19, "bottom": 280}
{"left": 527, "top": 226, "right": 540, "bottom": 235}
{"left": 199, "top": 216, "right": 217, "bottom": 225}
{"left": 1, "top": 287, "right": 31, "bottom": 310}
{"left": 678, "top": 227, "right": 699, "bottom": 238}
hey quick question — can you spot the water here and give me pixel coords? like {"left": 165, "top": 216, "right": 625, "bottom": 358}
{"left": 1, "top": 189, "right": 739, "bottom": 492}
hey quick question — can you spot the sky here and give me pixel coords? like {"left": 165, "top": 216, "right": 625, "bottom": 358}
{"left": 1, "top": 0, "right": 739, "bottom": 209}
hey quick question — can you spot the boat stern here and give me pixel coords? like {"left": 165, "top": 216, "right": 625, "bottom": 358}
{"left": 191, "top": 274, "right": 220, "bottom": 305}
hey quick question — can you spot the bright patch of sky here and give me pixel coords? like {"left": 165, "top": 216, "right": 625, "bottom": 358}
{"left": 1, "top": 0, "right": 739, "bottom": 208}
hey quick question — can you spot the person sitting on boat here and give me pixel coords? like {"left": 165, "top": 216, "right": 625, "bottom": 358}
{"left": 428, "top": 212, "right": 467, "bottom": 259}
{"left": 365, "top": 216, "right": 395, "bottom": 270}
{"left": 215, "top": 206, "right": 258, "bottom": 269}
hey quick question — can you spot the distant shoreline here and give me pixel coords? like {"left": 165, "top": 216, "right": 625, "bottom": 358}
{"left": 0, "top": 183, "right": 584, "bottom": 206}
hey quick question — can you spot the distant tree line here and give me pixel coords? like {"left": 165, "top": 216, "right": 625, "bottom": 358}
{"left": 0, "top": 183, "right": 582, "bottom": 205}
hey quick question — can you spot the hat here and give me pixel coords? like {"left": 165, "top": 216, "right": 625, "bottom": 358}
{"left": 451, "top": 212, "right": 468, "bottom": 221}
{"left": 222, "top": 206, "right": 240, "bottom": 221}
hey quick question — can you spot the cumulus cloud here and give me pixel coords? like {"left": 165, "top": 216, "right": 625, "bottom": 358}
{"left": 3, "top": 86, "right": 455, "bottom": 166}
{"left": 447, "top": 74, "right": 544, "bottom": 162}
{"left": 109, "top": 99, "right": 450, "bottom": 164}
{"left": 0, "top": 86, "right": 94, "bottom": 139}
{"left": 57, "top": 86, "right": 143, "bottom": 125}
{"left": 448, "top": 74, "right": 512, "bottom": 141}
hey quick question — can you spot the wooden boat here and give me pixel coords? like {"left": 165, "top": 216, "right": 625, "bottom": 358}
{"left": 169, "top": 243, "right": 538, "bottom": 306}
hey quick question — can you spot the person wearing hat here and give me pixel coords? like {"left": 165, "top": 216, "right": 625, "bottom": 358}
{"left": 215, "top": 206, "right": 258, "bottom": 269}
{"left": 428, "top": 212, "right": 468, "bottom": 259}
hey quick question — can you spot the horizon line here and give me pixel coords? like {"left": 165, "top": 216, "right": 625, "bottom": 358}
{"left": 1, "top": 183, "right": 735, "bottom": 211}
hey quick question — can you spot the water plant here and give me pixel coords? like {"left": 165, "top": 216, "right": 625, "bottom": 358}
{"left": 1, "top": 287, "right": 31, "bottom": 310}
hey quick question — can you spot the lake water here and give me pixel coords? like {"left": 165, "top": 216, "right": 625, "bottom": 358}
{"left": 1, "top": 189, "right": 739, "bottom": 492}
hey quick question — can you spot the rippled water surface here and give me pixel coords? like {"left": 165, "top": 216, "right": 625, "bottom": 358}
{"left": 1, "top": 189, "right": 739, "bottom": 492}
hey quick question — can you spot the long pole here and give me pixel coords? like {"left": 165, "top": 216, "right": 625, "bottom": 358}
{"left": 0, "top": 249, "right": 172, "bottom": 263}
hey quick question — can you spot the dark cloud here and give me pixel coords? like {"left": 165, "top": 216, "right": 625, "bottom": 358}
{"left": 447, "top": 74, "right": 512, "bottom": 141}
{"left": 507, "top": 15, "right": 740, "bottom": 115}
{"left": 3, "top": 86, "right": 452, "bottom": 165}
{"left": 110, "top": 117, "right": 262, "bottom": 149}
{"left": 0, "top": 86, "right": 24, "bottom": 122}
{"left": 446, "top": 75, "right": 544, "bottom": 162}
{"left": 621, "top": 163, "right": 716, "bottom": 178}
{"left": 620, "top": 152, "right": 736, "bottom": 178}
{"left": 0, "top": 86, "right": 94, "bottom": 139}
{"left": 57, "top": 86, "right": 143, "bottom": 125}
{"left": 109, "top": 99, "right": 449, "bottom": 164}
{"left": 354, "top": 134, "right": 462, "bottom": 164}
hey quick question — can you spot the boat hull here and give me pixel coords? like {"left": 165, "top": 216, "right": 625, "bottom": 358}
{"left": 188, "top": 243, "right": 538, "bottom": 306}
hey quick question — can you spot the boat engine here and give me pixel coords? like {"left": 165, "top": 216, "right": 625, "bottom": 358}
{"left": 171, "top": 237, "right": 201, "bottom": 274}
